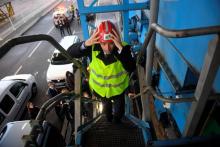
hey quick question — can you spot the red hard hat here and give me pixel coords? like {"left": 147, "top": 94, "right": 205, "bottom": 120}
{"left": 98, "top": 20, "right": 114, "bottom": 43}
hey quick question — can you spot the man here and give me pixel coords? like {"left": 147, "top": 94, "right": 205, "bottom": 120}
{"left": 27, "top": 102, "right": 40, "bottom": 119}
{"left": 64, "top": 16, "right": 72, "bottom": 35}
{"left": 67, "top": 20, "right": 135, "bottom": 123}
{"left": 58, "top": 15, "right": 65, "bottom": 37}
{"left": 66, "top": 71, "right": 75, "bottom": 91}
{"left": 47, "top": 82, "right": 58, "bottom": 98}
{"left": 75, "top": 8, "right": 80, "bottom": 24}
{"left": 47, "top": 82, "right": 63, "bottom": 120}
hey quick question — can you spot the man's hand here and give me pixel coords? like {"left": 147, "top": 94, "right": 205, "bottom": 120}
{"left": 85, "top": 29, "right": 100, "bottom": 47}
{"left": 110, "top": 29, "right": 123, "bottom": 51}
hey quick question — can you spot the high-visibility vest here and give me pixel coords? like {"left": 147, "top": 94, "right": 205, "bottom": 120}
{"left": 89, "top": 43, "right": 129, "bottom": 98}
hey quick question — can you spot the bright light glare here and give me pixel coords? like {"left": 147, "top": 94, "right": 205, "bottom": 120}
{"left": 22, "top": 122, "right": 28, "bottom": 130}
{"left": 98, "top": 103, "right": 103, "bottom": 113}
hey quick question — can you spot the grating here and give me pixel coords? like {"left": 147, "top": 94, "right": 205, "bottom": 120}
{"left": 81, "top": 116, "right": 145, "bottom": 147}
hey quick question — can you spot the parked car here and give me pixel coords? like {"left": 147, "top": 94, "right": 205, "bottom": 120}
{"left": 0, "top": 120, "right": 65, "bottom": 147}
{"left": 46, "top": 35, "right": 80, "bottom": 89}
{"left": 0, "top": 74, "right": 37, "bottom": 132}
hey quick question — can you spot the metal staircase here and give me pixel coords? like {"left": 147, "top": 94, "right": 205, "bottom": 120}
{"left": 81, "top": 115, "right": 145, "bottom": 147}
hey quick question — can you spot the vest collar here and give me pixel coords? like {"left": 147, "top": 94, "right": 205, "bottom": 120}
{"left": 93, "top": 44, "right": 117, "bottom": 65}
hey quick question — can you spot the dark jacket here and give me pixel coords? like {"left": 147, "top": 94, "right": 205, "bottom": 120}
{"left": 66, "top": 71, "right": 75, "bottom": 90}
{"left": 28, "top": 106, "right": 40, "bottom": 119}
{"left": 67, "top": 41, "right": 136, "bottom": 73}
{"left": 47, "top": 87, "right": 58, "bottom": 98}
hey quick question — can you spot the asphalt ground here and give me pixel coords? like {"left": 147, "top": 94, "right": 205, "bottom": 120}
{"left": 0, "top": 0, "right": 62, "bottom": 57}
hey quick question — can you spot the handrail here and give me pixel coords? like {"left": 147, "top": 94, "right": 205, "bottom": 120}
{"left": 0, "top": 34, "right": 89, "bottom": 78}
{"left": 137, "top": 23, "right": 220, "bottom": 64}
{"left": 151, "top": 23, "right": 220, "bottom": 38}
{"left": 36, "top": 93, "right": 101, "bottom": 121}
{"left": 135, "top": 23, "right": 220, "bottom": 104}
{"left": 36, "top": 93, "right": 80, "bottom": 121}
{"left": 130, "top": 86, "right": 196, "bottom": 103}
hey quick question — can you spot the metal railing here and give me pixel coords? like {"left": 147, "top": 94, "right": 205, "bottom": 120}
{"left": 24, "top": 92, "right": 102, "bottom": 146}
{"left": 134, "top": 23, "right": 220, "bottom": 104}
{"left": 36, "top": 92, "right": 79, "bottom": 121}
{"left": 137, "top": 23, "right": 220, "bottom": 64}
{"left": 0, "top": 34, "right": 89, "bottom": 77}
{"left": 130, "top": 21, "right": 220, "bottom": 138}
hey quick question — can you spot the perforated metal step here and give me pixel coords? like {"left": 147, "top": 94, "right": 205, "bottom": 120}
{"left": 82, "top": 116, "right": 145, "bottom": 147}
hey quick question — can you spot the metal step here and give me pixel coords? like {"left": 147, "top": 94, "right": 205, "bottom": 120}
{"left": 82, "top": 116, "right": 145, "bottom": 147}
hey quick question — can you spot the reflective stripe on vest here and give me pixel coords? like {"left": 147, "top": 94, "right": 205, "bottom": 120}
{"left": 89, "top": 42, "right": 129, "bottom": 98}
{"left": 90, "top": 69, "right": 128, "bottom": 80}
{"left": 92, "top": 78, "right": 126, "bottom": 88}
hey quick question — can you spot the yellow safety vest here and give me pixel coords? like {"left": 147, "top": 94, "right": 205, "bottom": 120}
{"left": 89, "top": 43, "right": 129, "bottom": 98}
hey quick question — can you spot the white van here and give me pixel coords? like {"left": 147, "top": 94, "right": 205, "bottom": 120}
{"left": 46, "top": 35, "right": 80, "bottom": 88}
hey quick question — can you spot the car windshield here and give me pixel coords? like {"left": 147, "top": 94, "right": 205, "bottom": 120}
{"left": 51, "top": 53, "right": 71, "bottom": 65}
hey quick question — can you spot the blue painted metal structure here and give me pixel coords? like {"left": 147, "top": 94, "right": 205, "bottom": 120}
{"left": 76, "top": 0, "right": 149, "bottom": 42}
{"left": 155, "top": 0, "right": 220, "bottom": 134}
{"left": 76, "top": 0, "right": 220, "bottom": 140}
{"left": 1, "top": 1, "right": 220, "bottom": 146}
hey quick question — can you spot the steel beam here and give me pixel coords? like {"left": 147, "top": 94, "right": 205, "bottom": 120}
{"left": 74, "top": 68, "right": 82, "bottom": 141}
{"left": 77, "top": 0, "right": 149, "bottom": 40}
{"left": 143, "top": 0, "right": 159, "bottom": 121}
{"left": 122, "top": 0, "right": 129, "bottom": 42}
{"left": 79, "top": 2, "right": 149, "bottom": 14}
{"left": 183, "top": 35, "right": 220, "bottom": 136}
{"left": 137, "top": 65, "right": 151, "bottom": 121}
{"left": 77, "top": 0, "right": 89, "bottom": 39}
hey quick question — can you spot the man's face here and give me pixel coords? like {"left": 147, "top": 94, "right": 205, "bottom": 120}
{"left": 100, "top": 42, "right": 114, "bottom": 54}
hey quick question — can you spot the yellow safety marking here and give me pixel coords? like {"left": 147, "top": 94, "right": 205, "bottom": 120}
{"left": 6, "top": 2, "right": 14, "bottom": 17}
